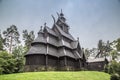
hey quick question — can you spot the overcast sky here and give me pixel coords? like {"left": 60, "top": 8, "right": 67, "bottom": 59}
{"left": 0, "top": 0, "right": 120, "bottom": 49}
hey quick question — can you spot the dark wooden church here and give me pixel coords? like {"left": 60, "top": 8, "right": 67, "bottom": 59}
{"left": 24, "top": 11, "right": 86, "bottom": 71}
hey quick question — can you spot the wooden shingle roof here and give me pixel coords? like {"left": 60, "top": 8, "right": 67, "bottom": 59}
{"left": 25, "top": 12, "right": 85, "bottom": 60}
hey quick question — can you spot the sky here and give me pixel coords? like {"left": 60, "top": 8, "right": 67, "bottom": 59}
{"left": 0, "top": 0, "right": 120, "bottom": 49}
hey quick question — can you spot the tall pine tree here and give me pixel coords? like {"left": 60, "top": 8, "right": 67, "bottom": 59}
{"left": 23, "top": 30, "right": 35, "bottom": 50}
{"left": 0, "top": 30, "right": 3, "bottom": 51}
{"left": 3, "top": 25, "right": 20, "bottom": 53}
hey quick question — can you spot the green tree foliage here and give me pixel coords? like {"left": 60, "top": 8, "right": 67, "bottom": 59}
{"left": 105, "top": 61, "right": 120, "bottom": 80}
{"left": 116, "top": 38, "right": 120, "bottom": 51}
{"left": 0, "top": 46, "right": 26, "bottom": 74}
{"left": 97, "top": 40, "right": 106, "bottom": 57}
{"left": 105, "top": 60, "right": 120, "bottom": 75}
{"left": 110, "top": 50, "right": 118, "bottom": 60}
{"left": 111, "top": 38, "right": 120, "bottom": 51}
{"left": 0, "top": 30, "right": 4, "bottom": 51}
{"left": 12, "top": 45, "right": 26, "bottom": 73}
{"left": 3, "top": 25, "right": 20, "bottom": 53}
{"left": 23, "top": 30, "right": 35, "bottom": 50}
{"left": 96, "top": 40, "right": 112, "bottom": 58}
{"left": 110, "top": 73, "right": 120, "bottom": 80}
{"left": 0, "top": 51, "right": 16, "bottom": 74}
{"left": 98, "top": 40, "right": 104, "bottom": 51}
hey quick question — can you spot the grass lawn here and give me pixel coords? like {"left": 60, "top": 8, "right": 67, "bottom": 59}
{"left": 0, "top": 71, "right": 110, "bottom": 80}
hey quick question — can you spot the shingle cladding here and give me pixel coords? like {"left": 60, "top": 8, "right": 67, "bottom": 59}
{"left": 26, "top": 26, "right": 82, "bottom": 59}
{"left": 26, "top": 45, "right": 47, "bottom": 55}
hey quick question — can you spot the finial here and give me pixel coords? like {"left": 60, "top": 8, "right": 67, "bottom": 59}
{"left": 44, "top": 22, "right": 46, "bottom": 27}
{"left": 38, "top": 26, "right": 43, "bottom": 34}
{"left": 60, "top": 9, "right": 64, "bottom": 16}
{"left": 51, "top": 15, "right": 56, "bottom": 23}
{"left": 82, "top": 48, "right": 84, "bottom": 51}
{"left": 77, "top": 37, "right": 79, "bottom": 41}
{"left": 40, "top": 26, "right": 43, "bottom": 31}
{"left": 61, "top": 9, "right": 63, "bottom": 13}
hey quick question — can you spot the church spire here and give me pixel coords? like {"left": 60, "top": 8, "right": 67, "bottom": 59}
{"left": 60, "top": 9, "right": 64, "bottom": 17}
{"left": 59, "top": 9, "right": 66, "bottom": 22}
{"left": 44, "top": 22, "right": 47, "bottom": 27}
{"left": 56, "top": 10, "right": 70, "bottom": 33}
{"left": 40, "top": 26, "right": 43, "bottom": 31}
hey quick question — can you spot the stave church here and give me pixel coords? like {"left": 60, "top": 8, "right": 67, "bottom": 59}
{"left": 24, "top": 10, "right": 86, "bottom": 71}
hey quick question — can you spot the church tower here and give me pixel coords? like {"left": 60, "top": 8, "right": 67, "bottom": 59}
{"left": 56, "top": 10, "right": 69, "bottom": 33}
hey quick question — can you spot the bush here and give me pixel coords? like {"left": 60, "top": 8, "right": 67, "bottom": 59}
{"left": 0, "top": 51, "right": 16, "bottom": 74}
{"left": 110, "top": 73, "right": 120, "bottom": 80}
{"left": 0, "top": 67, "right": 3, "bottom": 74}
{"left": 104, "top": 64, "right": 108, "bottom": 73}
{"left": 105, "top": 60, "right": 120, "bottom": 75}
{"left": 0, "top": 50, "right": 25, "bottom": 74}
{"left": 105, "top": 61, "right": 120, "bottom": 80}
{"left": 12, "top": 46, "right": 25, "bottom": 73}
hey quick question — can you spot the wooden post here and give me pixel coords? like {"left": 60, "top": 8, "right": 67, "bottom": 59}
{"left": 79, "top": 59, "right": 81, "bottom": 69}
{"left": 64, "top": 56, "right": 67, "bottom": 66}
{"left": 45, "top": 55, "right": 48, "bottom": 70}
{"left": 46, "top": 35, "right": 49, "bottom": 70}
{"left": 57, "top": 57, "right": 59, "bottom": 70}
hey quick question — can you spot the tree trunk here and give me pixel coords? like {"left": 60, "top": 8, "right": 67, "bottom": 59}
{"left": 9, "top": 35, "right": 13, "bottom": 54}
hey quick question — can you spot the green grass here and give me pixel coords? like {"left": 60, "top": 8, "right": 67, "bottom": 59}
{"left": 0, "top": 71, "right": 110, "bottom": 80}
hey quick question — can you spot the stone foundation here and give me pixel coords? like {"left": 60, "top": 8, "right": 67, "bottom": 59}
{"left": 24, "top": 65, "right": 58, "bottom": 71}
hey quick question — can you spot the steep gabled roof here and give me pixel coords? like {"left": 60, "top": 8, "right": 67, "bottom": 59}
{"left": 54, "top": 24, "right": 75, "bottom": 41}
{"left": 32, "top": 31, "right": 46, "bottom": 44}
{"left": 57, "top": 17, "right": 69, "bottom": 27}
{"left": 44, "top": 26, "right": 58, "bottom": 37}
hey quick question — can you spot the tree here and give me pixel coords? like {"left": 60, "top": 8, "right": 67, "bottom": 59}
{"left": 96, "top": 40, "right": 112, "bottom": 58}
{"left": 0, "top": 30, "right": 3, "bottom": 51}
{"left": 106, "top": 60, "right": 120, "bottom": 75}
{"left": 116, "top": 38, "right": 120, "bottom": 51}
{"left": 89, "top": 48, "right": 98, "bottom": 58}
{"left": 110, "top": 50, "right": 119, "bottom": 60}
{"left": 3, "top": 25, "right": 20, "bottom": 53}
{"left": 111, "top": 38, "right": 120, "bottom": 51}
{"left": 104, "top": 40, "right": 112, "bottom": 57}
{"left": 110, "top": 38, "right": 120, "bottom": 61}
{"left": 12, "top": 45, "right": 26, "bottom": 72}
{"left": 23, "top": 30, "right": 35, "bottom": 50}
{"left": 0, "top": 51, "right": 16, "bottom": 74}
{"left": 96, "top": 40, "right": 105, "bottom": 57}
{"left": 0, "top": 45, "right": 27, "bottom": 74}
